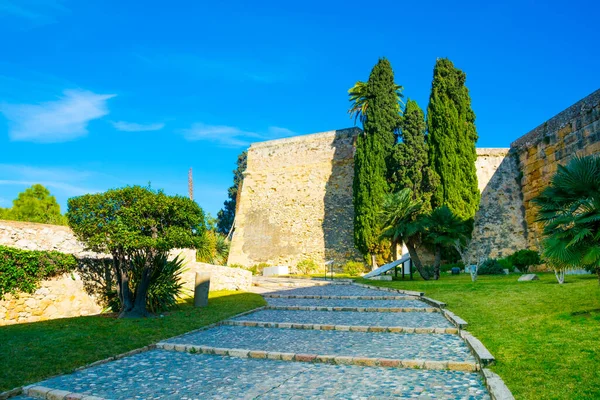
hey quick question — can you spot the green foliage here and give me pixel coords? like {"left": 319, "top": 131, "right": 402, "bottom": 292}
{"left": 196, "top": 230, "right": 230, "bottom": 265}
{"left": 390, "top": 99, "right": 438, "bottom": 210}
{"left": 217, "top": 151, "right": 247, "bottom": 235}
{"left": 67, "top": 185, "right": 206, "bottom": 318}
{"left": 0, "top": 246, "right": 76, "bottom": 298}
{"left": 379, "top": 188, "right": 431, "bottom": 280}
{"left": 353, "top": 58, "right": 403, "bottom": 255}
{"left": 347, "top": 79, "right": 403, "bottom": 124}
{"left": 498, "top": 257, "right": 514, "bottom": 272}
{"left": 478, "top": 259, "right": 505, "bottom": 275}
{"left": 0, "top": 184, "right": 67, "bottom": 225}
{"left": 296, "top": 259, "right": 319, "bottom": 275}
{"left": 534, "top": 155, "right": 600, "bottom": 280}
{"left": 509, "top": 249, "right": 541, "bottom": 273}
{"left": 136, "top": 254, "right": 187, "bottom": 313}
{"left": 343, "top": 260, "right": 367, "bottom": 276}
{"left": 248, "top": 263, "right": 270, "bottom": 276}
{"left": 426, "top": 58, "right": 480, "bottom": 220}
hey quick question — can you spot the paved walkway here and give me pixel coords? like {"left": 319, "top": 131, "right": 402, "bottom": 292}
{"left": 16, "top": 279, "right": 491, "bottom": 399}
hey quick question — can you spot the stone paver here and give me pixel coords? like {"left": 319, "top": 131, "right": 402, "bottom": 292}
{"left": 266, "top": 297, "right": 431, "bottom": 309}
{"left": 256, "top": 284, "right": 411, "bottom": 297}
{"left": 163, "top": 325, "right": 475, "bottom": 362}
{"left": 231, "top": 309, "right": 453, "bottom": 328}
{"left": 30, "top": 350, "right": 488, "bottom": 399}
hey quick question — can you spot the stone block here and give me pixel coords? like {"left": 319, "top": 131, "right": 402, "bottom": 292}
{"left": 518, "top": 274, "right": 539, "bottom": 281}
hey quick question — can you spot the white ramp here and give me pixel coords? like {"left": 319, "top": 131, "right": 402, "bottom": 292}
{"left": 363, "top": 253, "right": 411, "bottom": 279}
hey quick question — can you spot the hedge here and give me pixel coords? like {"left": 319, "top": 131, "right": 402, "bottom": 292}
{"left": 0, "top": 245, "right": 77, "bottom": 298}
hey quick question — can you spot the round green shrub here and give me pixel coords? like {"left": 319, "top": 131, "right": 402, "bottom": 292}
{"left": 509, "top": 249, "right": 541, "bottom": 273}
{"left": 478, "top": 259, "right": 505, "bottom": 275}
{"left": 296, "top": 259, "right": 319, "bottom": 275}
{"left": 343, "top": 261, "right": 367, "bottom": 276}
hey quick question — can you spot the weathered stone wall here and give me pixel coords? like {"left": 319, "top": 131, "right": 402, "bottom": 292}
{"left": 172, "top": 249, "right": 252, "bottom": 292}
{"left": 1, "top": 221, "right": 252, "bottom": 325}
{"left": 228, "top": 128, "right": 363, "bottom": 270}
{"left": 471, "top": 149, "right": 527, "bottom": 260}
{"left": 0, "top": 273, "right": 102, "bottom": 326}
{"left": 228, "top": 128, "right": 525, "bottom": 268}
{"left": 510, "top": 89, "right": 600, "bottom": 247}
{"left": 0, "top": 220, "right": 94, "bottom": 257}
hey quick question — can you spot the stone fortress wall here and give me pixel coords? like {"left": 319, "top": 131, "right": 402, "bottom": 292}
{"left": 0, "top": 220, "right": 251, "bottom": 326}
{"left": 510, "top": 88, "right": 600, "bottom": 248}
{"left": 228, "top": 128, "right": 363, "bottom": 271}
{"left": 229, "top": 89, "right": 600, "bottom": 268}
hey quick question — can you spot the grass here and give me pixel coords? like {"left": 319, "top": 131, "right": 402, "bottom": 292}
{"left": 0, "top": 291, "right": 266, "bottom": 393}
{"left": 357, "top": 273, "right": 600, "bottom": 400}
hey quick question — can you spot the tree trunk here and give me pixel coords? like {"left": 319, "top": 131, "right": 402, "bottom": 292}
{"left": 406, "top": 240, "right": 430, "bottom": 280}
{"left": 433, "top": 244, "right": 442, "bottom": 280}
{"left": 123, "top": 267, "right": 151, "bottom": 318}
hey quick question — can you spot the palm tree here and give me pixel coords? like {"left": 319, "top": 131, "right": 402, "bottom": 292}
{"left": 347, "top": 80, "right": 404, "bottom": 124}
{"left": 533, "top": 155, "right": 600, "bottom": 283}
{"left": 379, "top": 188, "right": 431, "bottom": 280}
{"left": 423, "top": 206, "right": 469, "bottom": 280}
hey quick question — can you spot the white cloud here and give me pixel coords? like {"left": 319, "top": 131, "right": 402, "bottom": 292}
{"left": 112, "top": 121, "right": 165, "bottom": 132}
{"left": 1, "top": 89, "right": 116, "bottom": 143}
{"left": 182, "top": 123, "right": 296, "bottom": 147}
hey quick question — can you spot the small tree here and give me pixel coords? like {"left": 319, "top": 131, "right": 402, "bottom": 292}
{"left": 423, "top": 206, "right": 469, "bottom": 280}
{"left": 2, "top": 184, "right": 66, "bottom": 225}
{"left": 454, "top": 237, "right": 488, "bottom": 282}
{"left": 509, "top": 249, "right": 541, "bottom": 273}
{"left": 68, "top": 186, "right": 207, "bottom": 318}
{"left": 379, "top": 188, "right": 431, "bottom": 280}
{"left": 533, "top": 155, "right": 600, "bottom": 283}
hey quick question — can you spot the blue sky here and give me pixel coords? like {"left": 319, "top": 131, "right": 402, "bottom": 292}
{"left": 0, "top": 0, "right": 598, "bottom": 217}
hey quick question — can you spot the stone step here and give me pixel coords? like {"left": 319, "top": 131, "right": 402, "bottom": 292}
{"left": 229, "top": 309, "right": 453, "bottom": 329}
{"left": 223, "top": 320, "right": 459, "bottom": 334}
{"left": 265, "top": 297, "right": 432, "bottom": 309}
{"left": 159, "top": 325, "right": 476, "bottom": 365}
{"left": 22, "top": 386, "right": 104, "bottom": 400}
{"left": 266, "top": 305, "right": 440, "bottom": 312}
{"left": 262, "top": 294, "right": 418, "bottom": 300}
{"left": 158, "top": 343, "right": 479, "bottom": 372}
{"left": 19, "top": 350, "right": 490, "bottom": 399}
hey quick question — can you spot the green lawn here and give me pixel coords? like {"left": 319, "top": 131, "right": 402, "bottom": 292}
{"left": 0, "top": 291, "right": 266, "bottom": 393}
{"left": 357, "top": 273, "right": 600, "bottom": 400}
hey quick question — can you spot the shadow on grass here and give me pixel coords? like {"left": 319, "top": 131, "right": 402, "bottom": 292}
{"left": 0, "top": 290, "right": 266, "bottom": 392}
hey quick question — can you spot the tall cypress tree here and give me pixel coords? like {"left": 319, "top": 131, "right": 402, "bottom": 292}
{"left": 353, "top": 58, "right": 402, "bottom": 257}
{"left": 426, "top": 58, "right": 479, "bottom": 220}
{"left": 391, "top": 99, "right": 438, "bottom": 211}
{"left": 216, "top": 150, "right": 247, "bottom": 235}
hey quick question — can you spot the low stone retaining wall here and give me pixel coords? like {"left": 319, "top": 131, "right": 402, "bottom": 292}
{"left": 0, "top": 221, "right": 252, "bottom": 326}
{"left": 0, "top": 272, "right": 102, "bottom": 326}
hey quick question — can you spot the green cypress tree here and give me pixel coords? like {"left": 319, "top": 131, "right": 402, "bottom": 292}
{"left": 216, "top": 150, "right": 247, "bottom": 235}
{"left": 353, "top": 58, "right": 402, "bottom": 257}
{"left": 391, "top": 99, "right": 438, "bottom": 212}
{"left": 426, "top": 58, "right": 479, "bottom": 220}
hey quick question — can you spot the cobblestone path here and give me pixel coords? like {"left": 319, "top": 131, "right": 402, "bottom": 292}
{"left": 16, "top": 280, "right": 491, "bottom": 399}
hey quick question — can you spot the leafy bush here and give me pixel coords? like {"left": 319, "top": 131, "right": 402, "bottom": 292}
{"left": 196, "top": 230, "right": 230, "bottom": 265}
{"left": 296, "top": 259, "right": 319, "bottom": 275}
{"left": 509, "top": 249, "right": 541, "bottom": 273}
{"left": 478, "top": 259, "right": 505, "bottom": 275}
{"left": 0, "top": 245, "right": 76, "bottom": 298}
{"left": 498, "top": 257, "right": 514, "bottom": 272}
{"left": 249, "top": 263, "right": 270, "bottom": 276}
{"left": 343, "top": 261, "right": 367, "bottom": 276}
{"left": 441, "top": 262, "right": 464, "bottom": 273}
{"left": 141, "top": 254, "right": 187, "bottom": 313}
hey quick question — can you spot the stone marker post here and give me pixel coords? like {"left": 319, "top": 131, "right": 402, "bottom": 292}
{"left": 194, "top": 273, "right": 210, "bottom": 307}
